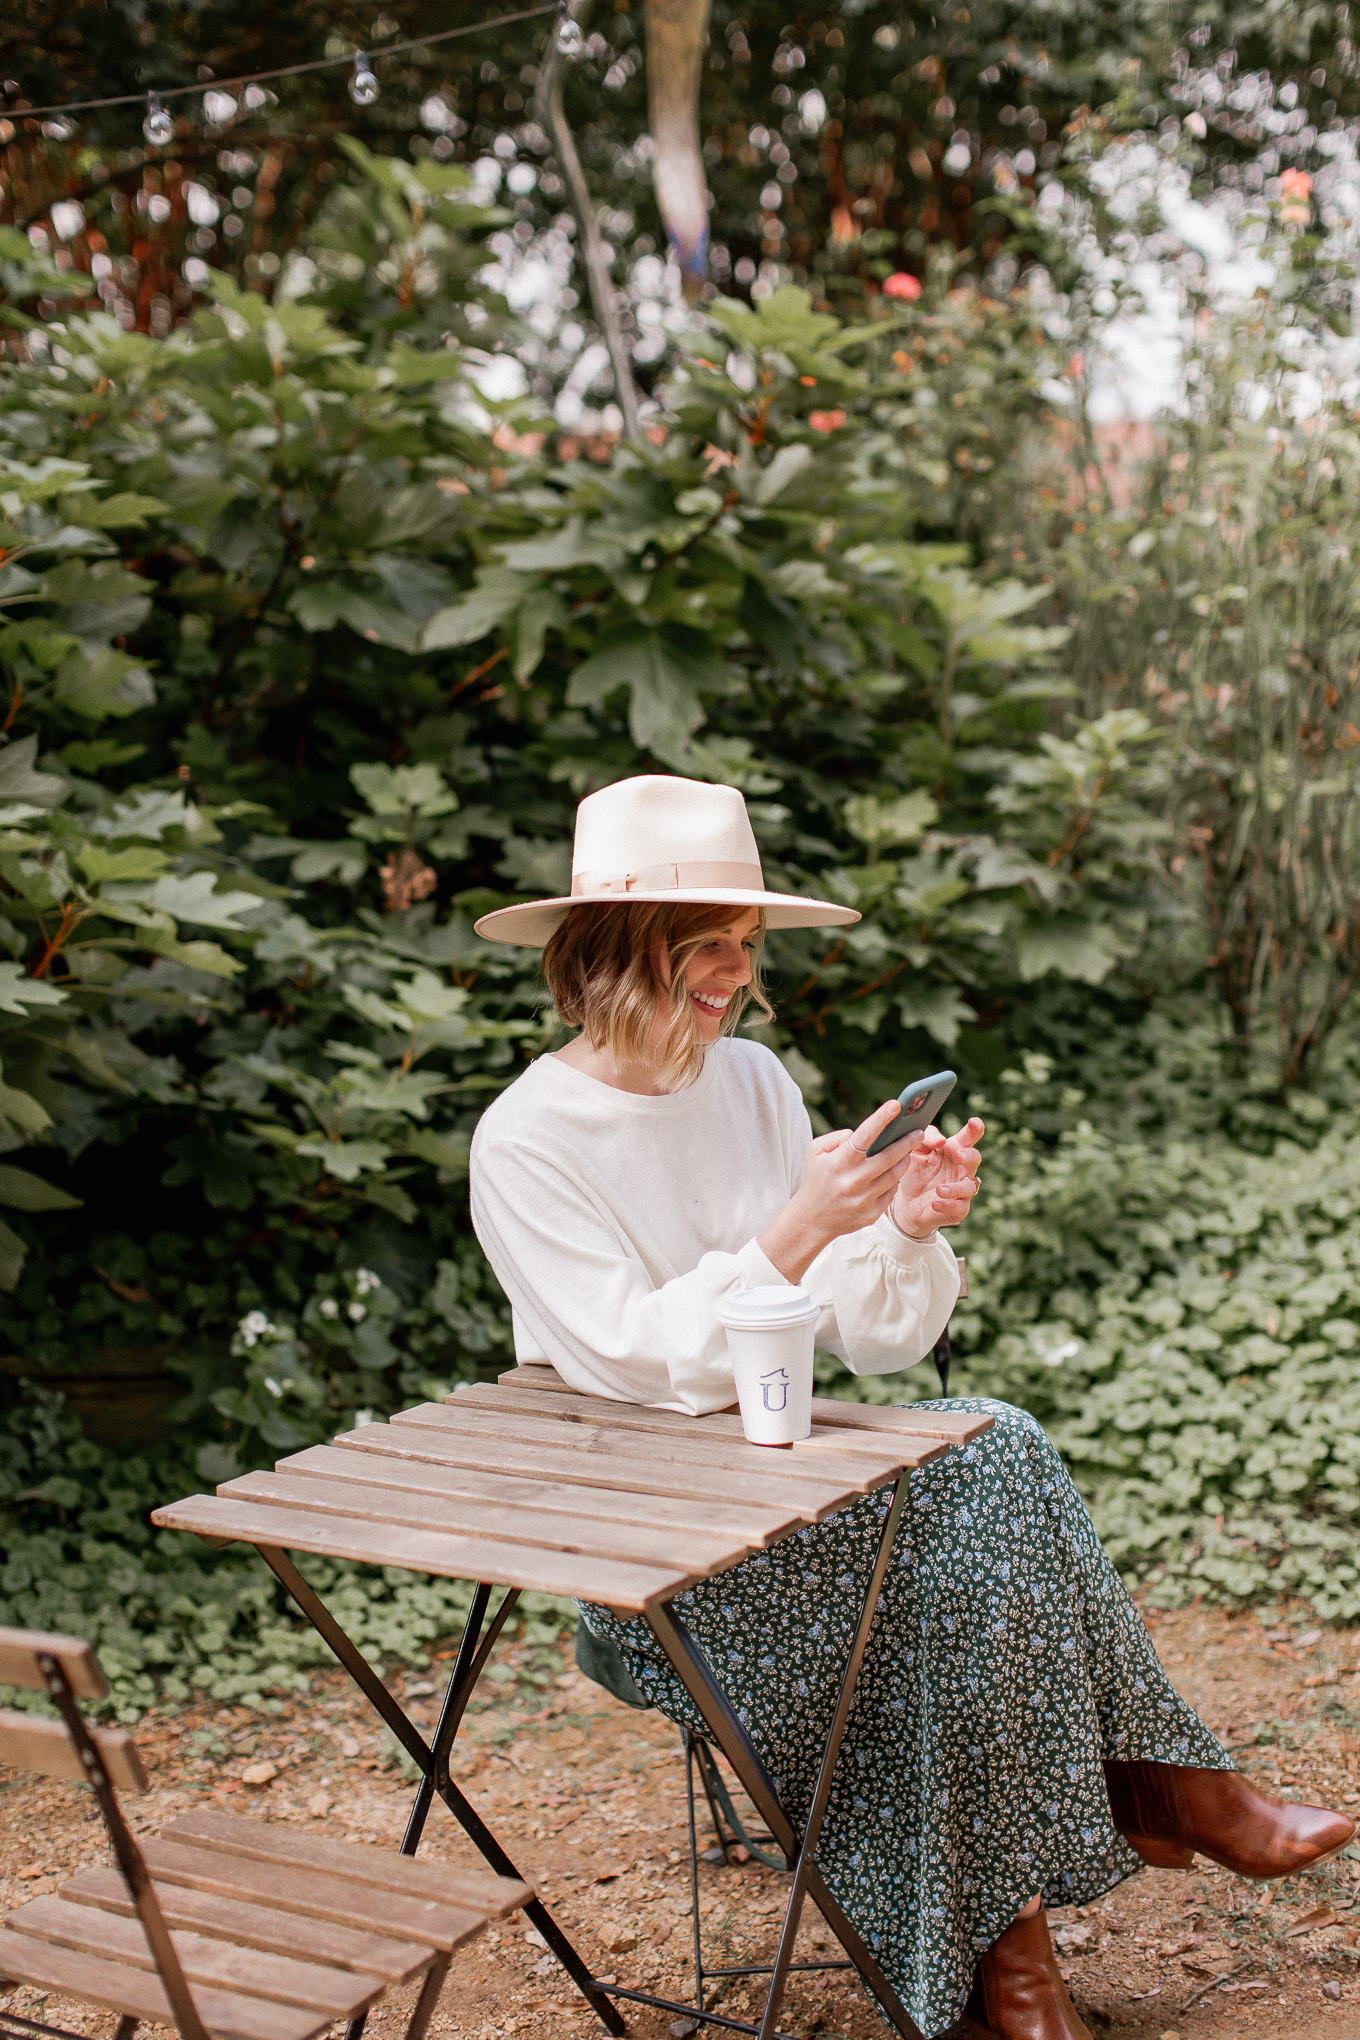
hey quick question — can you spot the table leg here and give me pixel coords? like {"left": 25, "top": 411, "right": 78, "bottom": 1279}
{"left": 256, "top": 1546, "right": 626, "bottom": 2038}
{"left": 645, "top": 1479, "right": 924, "bottom": 2040}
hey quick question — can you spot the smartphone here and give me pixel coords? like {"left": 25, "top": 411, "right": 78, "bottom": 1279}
{"left": 863, "top": 1070, "right": 957, "bottom": 1157}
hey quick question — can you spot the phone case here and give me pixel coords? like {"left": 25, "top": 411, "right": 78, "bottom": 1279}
{"left": 863, "top": 1070, "right": 958, "bottom": 1156}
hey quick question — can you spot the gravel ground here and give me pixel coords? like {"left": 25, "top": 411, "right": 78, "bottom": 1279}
{"left": 3, "top": 1602, "right": 1360, "bottom": 2040}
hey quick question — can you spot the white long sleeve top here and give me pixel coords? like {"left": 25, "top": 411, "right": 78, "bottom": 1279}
{"left": 468, "top": 1037, "right": 961, "bottom": 1416}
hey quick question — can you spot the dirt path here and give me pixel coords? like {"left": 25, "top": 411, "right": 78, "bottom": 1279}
{"left": 2, "top": 1603, "right": 1359, "bottom": 2040}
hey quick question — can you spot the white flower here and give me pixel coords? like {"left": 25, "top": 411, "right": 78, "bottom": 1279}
{"left": 348, "top": 1302, "right": 368, "bottom": 1323}
{"left": 354, "top": 1268, "right": 381, "bottom": 1297}
{"left": 264, "top": 1377, "right": 283, "bottom": 1398}
{"left": 319, "top": 1298, "right": 340, "bottom": 1320}
{"left": 240, "top": 1310, "right": 270, "bottom": 1336}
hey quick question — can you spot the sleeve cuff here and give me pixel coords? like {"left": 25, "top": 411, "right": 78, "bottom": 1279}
{"left": 735, "top": 1236, "right": 791, "bottom": 1288}
{"left": 872, "top": 1211, "right": 943, "bottom": 1266}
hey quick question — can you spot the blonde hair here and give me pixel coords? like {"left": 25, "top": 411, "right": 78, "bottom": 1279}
{"left": 542, "top": 901, "right": 774, "bottom": 1091}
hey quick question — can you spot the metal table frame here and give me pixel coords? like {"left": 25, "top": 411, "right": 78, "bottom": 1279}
{"left": 251, "top": 1468, "right": 922, "bottom": 2040}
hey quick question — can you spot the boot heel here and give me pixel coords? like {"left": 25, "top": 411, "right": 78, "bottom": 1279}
{"left": 1124, "top": 1830, "right": 1195, "bottom": 1870}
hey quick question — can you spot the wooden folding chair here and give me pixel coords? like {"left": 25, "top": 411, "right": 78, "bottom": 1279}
{"left": 0, "top": 1626, "right": 530, "bottom": 2040}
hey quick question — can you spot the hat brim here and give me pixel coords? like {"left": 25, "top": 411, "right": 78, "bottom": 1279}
{"left": 474, "top": 887, "right": 861, "bottom": 947}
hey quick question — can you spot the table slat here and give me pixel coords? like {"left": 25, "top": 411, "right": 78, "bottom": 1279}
{"left": 280, "top": 1444, "right": 805, "bottom": 1549}
{"left": 149, "top": 1495, "right": 691, "bottom": 1612}
{"left": 328, "top": 1422, "right": 857, "bottom": 1522}
{"left": 391, "top": 1403, "right": 904, "bottom": 1494}
{"left": 494, "top": 1366, "right": 994, "bottom": 1444}
{"left": 219, "top": 1469, "right": 752, "bottom": 1578}
{"left": 453, "top": 1383, "right": 946, "bottom": 1466}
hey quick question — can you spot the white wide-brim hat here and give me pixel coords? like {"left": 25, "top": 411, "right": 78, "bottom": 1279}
{"left": 474, "top": 774, "right": 861, "bottom": 946}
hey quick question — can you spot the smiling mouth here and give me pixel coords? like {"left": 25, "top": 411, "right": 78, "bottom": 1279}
{"left": 692, "top": 991, "right": 731, "bottom": 1013}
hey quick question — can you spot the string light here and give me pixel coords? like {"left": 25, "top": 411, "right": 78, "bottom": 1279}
{"left": 143, "top": 92, "right": 175, "bottom": 146}
{"left": 5, "top": 4, "right": 557, "bottom": 125}
{"left": 349, "top": 53, "right": 380, "bottom": 106}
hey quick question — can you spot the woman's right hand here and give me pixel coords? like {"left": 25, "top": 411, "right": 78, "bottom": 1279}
{"left": 758, "top": 1099, "right": 923, "bottom": 1283}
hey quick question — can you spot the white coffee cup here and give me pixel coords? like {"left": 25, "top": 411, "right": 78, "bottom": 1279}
{"left": 718, "top": 1284, "right": 819, "bottom": 1446}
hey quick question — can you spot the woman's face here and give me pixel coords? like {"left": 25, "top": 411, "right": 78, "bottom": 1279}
{"left": 670, "top": 908, "right": 761, "bottom": 1046}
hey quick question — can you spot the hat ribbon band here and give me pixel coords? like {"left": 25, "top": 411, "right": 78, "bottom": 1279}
{"left": 571, "top": 858, "right": 763, "bottom": 897}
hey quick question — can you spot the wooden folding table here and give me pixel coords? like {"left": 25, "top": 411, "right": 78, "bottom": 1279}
{"left": 153, "top": 1375, "right": 992, "bottom": 2040}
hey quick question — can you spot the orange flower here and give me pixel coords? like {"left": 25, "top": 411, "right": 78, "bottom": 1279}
{"left": 808, "top": 409, "right": 846, "bottom": 432}
{"left": 883, "top": 272, "right": 921, "bottom": 301}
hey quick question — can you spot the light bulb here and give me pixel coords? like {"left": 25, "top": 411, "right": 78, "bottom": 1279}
{"left": 203, "top": 89, "right": 237, "bottom": 128}
{"left": 556, "top": 13, "right": 584, "bottom": 56}
{"left": 41, "top": 114, "right": 76, "bottom": 140}
{"left": 349, "top": 52, "right": 380, "bottom": 105}
{"left": 144, "top": 92, "right": 174, "bottom": 146}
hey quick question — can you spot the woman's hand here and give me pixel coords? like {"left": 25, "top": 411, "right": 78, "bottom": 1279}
{"left": 758, "top": 1097, "right": 928, "bottom": 1283}
{"left": 890, "top": 1117, "right": 984, "bottom": 1239}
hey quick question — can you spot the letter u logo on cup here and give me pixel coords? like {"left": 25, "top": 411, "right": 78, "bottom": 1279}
{"left": 718, "top": 1286, "right": 819, "bottom": 1446}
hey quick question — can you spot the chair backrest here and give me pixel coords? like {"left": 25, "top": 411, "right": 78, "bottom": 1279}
{"left": 0, "top": 1625, "right": 109, "bottom": 1700}
{"left": 0, "top": 1708, "right": 149, "bottom": 1791}
{"left": 0, "top": 1625, "right": 210, "bottom": 2040}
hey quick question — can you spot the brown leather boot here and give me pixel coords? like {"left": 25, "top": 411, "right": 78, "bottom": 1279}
{"left": 963, "top": 1907, "right": 1092, "bottom": 2040}
{"left": 1104, "top": 1760, "right": 1355, "bottom": 1878}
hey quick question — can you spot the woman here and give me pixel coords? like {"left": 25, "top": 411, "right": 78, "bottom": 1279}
{"left": 470, "top": 774, "right": 1351, "bottom": 2040}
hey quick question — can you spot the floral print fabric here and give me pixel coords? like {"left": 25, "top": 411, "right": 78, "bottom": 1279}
{"left": 580, "top": 1399, "right": 1230, "bottom": 2038}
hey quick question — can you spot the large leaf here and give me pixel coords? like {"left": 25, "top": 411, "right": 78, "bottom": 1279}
{"left": 288, "top": 582, "right": 420, "bottom": 653}
{"left": 0, "top": 1163, "right": 81, "bottom": 1212}
{"left": 845, "top": 790, "right": 938, "bottom": 849}
{"left": 567, "top": 625, "right": 721, "bottom": 761}
{"left": 0, "top": 1215, "right": 25, "bottom": 1291}
{"left": 0, "top": 735, "right": 67, "bottom": 811}
{"left": 422, "top": 568, "right": 529, "bottom": 651}
{"left": 1016, "top": 916, "right": 1128, "bottom": 985}
{"left": 0, "top": 963, "right": 68, "bottom": 1016}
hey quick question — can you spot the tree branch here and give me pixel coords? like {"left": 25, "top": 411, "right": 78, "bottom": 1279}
{"left": 535, "top": 2, "right": 641, "bottom": 440}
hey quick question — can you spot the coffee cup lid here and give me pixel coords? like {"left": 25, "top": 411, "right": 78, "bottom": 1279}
{"left": 718, "top": 1283, "right": 819, "bottom": 1331}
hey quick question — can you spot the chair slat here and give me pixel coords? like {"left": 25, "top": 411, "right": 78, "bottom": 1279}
{"left": 159, "top": 1812, "right": 530, "bottom": 1918}
{"left": 0, "top": 1627, "right": 107, "bottom": 1701}
{"left": 59, "top": 1869, "right": 433, "bottom": 1985}
{"left": 6, "top": 1897, "right": 385, "bottom": 2018}
{"left": 0, "top": 1928, "right": 331, "bottom": 2040}
{"left": 138, "top": 1839, "right": 489, "bottom": 1953}
{"left": 0, "top": 1710, "right": 148, "bottom": 1793}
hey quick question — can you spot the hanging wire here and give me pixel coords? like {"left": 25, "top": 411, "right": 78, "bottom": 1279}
{"left": 5, "top": 4, "right": 557, "bottom": 125}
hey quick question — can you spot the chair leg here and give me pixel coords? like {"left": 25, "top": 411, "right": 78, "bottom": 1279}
{"left": 933, "top": 1326, "right": 952, "bottom": 1399}
{"left": 402, "top": 1957, "right": 450, "bottom": 2040}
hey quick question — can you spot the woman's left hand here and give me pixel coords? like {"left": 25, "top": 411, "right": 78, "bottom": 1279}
{"left": 890, "top": 1117, "right": 984, "bottom": 1240}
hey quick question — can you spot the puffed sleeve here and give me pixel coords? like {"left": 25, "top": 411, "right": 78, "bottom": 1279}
{"left": 804, "top": 1216, "right": 961, "bottom": 1376}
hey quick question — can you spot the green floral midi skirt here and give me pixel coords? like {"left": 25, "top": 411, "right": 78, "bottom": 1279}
{"left": 580, "top": 1400, "right": 1230, "bottom": 2039}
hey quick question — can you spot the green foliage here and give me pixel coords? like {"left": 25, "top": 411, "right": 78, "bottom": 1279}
{"left": 0, "top": 1393, "right": 572, "bottom": 1722}
{"left": 826, "top": 1055, "right": 1360, "bottom": 1621}
{"left": 1, "top": 143, "right": 1357, "bottom": 1715}
{"left": 1013, "top": 309, "right": 1360, "bottom": 1085}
